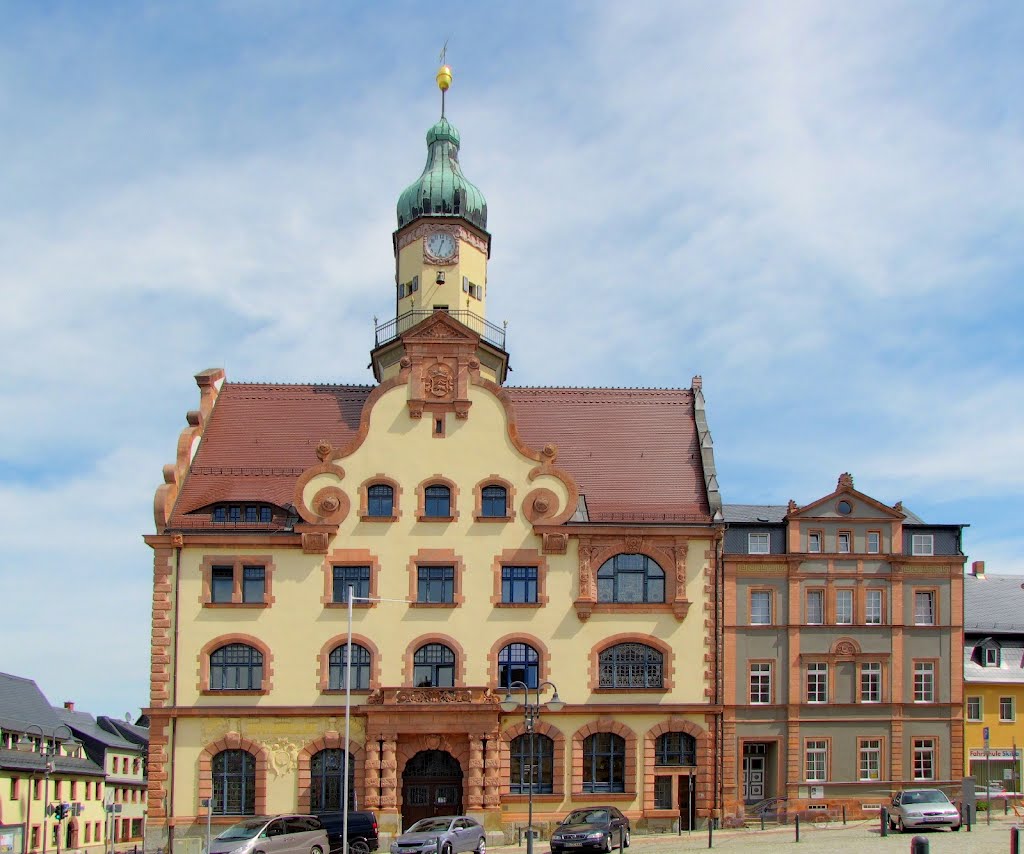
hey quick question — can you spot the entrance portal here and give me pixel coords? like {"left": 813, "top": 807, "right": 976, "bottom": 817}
{"left": 742, "top": 743, "right": 768, "bottom": 804}
{"left": 401, "top": 750, "right": 463, "bottom": 830}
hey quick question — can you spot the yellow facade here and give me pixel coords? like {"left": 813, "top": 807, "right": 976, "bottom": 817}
{"left": 0, "top": 769, "right": 107, "bottom": 854}
{"left": 964, "top": 684, "right": 1024, "bottom": 791}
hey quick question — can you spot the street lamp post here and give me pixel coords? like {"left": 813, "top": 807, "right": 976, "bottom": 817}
{"left": 16, "top": 724, "right": 78, "bottom": 854}
{"left": 500, "top": 681, "right": 564, "bottom": 854}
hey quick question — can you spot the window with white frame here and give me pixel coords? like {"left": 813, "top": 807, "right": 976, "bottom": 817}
{"left": 912, "top": 738, "right": 935, "bottom": 780}
{"left": 860, "top": 662, "right": 881, "bottom": 703}
{"left": 966, "top": 697, "right": 982, "bottom": 721}
{"left": 866, "top": 589, "right": 884, "bottom": 625}
{"left": 859, "top": 739, "right": 882, "bottom": 781}
{"left": 807, "top": 663, "right": 828, "bottom": 703}
{"left": 805, "top": 740, "right": 827, "bottom": 782}
{"left": 912, "top": 534, "right": 934, "bottom": 556}
{"left": 914, "top": 591, "right": 936, "bottom": 625}
{"left": 806, "top": 590, "right": 824, "bottom": 625}
{"left": 748, "top": 533, "right": 770, "bottom": 554}
{"left": 1001, "top": 697, "right": 1016, "bottom": 722}
{"left": 808, "top": 531, "right": 821, "bottom": 553}
{"left": 837, "top": 532, "right": 851, "bottom": 554}
{"left": 984, "top": 646, "right": 1000, "bottom": 667}
{"left": 836, "top": 589, "right": 853, "bottom": 625}
{"left": 913, "top": 662, "right": 935, "bottom": 702}
{"left": 867, "top": 531, "right": 880, "bottom": 554}
{"left": 750, "top": 591, "right": 772, "bottom": 625}
{"left": 750, "top": 663, "right": 771, "bottom": 704}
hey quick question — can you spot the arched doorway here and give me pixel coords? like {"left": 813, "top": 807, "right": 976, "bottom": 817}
{"left": 401, "top": 750, "right": 463, "bottom": 830}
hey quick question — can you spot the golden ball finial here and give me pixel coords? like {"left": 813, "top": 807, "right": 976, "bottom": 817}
{"left": 436, "top": 64, "right": 452, "bottom": 92}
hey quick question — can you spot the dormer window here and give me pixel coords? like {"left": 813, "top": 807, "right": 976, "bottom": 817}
{"left": 210, "top": 504, "right": 273, "bottom": 524}
{"left": 985, "top": 646, "right": 1000, "bottom": 667}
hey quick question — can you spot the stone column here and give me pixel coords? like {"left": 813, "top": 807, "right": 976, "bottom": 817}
{"left": 364, "top": 740, "right": 381, "bottom": 809}
{"left": 380, "top": 738, "right": 399, "bottom": 810}
{"left": 483, "top": 733, "right": 502, "bottom": 808}
{"left": 466, "top": 735, "right": 484, "bottom": 809}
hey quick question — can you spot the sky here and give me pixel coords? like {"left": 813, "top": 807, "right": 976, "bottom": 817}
{"left": 1, "top": 1, "right": 1022, "bottom": 719}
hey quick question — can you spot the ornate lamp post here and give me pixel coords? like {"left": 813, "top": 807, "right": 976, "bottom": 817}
{"left": 16, "top": 724, "right": 79, "bottom": 854}
{"left": 500, "top": 681, "right": 563, "bottom": 854}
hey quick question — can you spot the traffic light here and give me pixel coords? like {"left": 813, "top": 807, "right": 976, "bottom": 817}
{"left": 54, "top": 803, "right": 70, "bottom": 820}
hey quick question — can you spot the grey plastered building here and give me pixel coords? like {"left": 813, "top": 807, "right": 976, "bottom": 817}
{"left": 720, "top": 474, "right": 966, "bottom": 820}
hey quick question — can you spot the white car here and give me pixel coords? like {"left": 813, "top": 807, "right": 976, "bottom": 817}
{"left": 889, "top": 789, "right": 961, "bottom": 833}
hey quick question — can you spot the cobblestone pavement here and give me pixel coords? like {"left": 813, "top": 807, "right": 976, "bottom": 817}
{"left": 491, "top": 815, "right": 1023, "bottom": 854}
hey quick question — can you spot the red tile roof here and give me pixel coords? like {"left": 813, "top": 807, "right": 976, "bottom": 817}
{"left": 169, "top": 382, "right": 710, "bottom": 527}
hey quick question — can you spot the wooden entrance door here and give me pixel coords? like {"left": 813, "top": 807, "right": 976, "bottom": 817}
{"left": 401, "top": 750, "right": 463, "bottom": 830}
{"left": 742, "top": 746, "right": 766, "bottom": 803}
{"left": 678, "top": 775, "right": 695, "bottom": 830}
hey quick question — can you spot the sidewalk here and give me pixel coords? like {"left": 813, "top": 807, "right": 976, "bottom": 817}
{"left": 491, "top": 815, "right": 1023, "bottom": 854}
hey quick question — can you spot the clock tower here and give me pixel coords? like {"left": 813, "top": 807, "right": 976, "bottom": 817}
{"left": 373, "top": 64, "right": 508, "bottom": 385}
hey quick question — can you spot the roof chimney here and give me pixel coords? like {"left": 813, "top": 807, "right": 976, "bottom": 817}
{"left": 64, "top": 701, "right": 75, "bottom": 711}
{"left": 972, "top": 560, "right": 986, "bottom": 579}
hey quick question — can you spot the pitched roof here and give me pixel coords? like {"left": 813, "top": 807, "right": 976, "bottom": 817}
{"left": 56, "top": 708, "right": 140, "bottom": 752}
{"left": 965, "top": 574, "right": 1024, "bottom": 633}
{"left": 169, "top": 382, "right": 711, "bottom": 527}
{"left": 0, "top": 672, "right": 63, "bottom": 735}
{"left": 723, "top": 504, "right": 787, "bottom": 524}
{"left": 963, "top": 640, "right": 1024, "bottom": 684}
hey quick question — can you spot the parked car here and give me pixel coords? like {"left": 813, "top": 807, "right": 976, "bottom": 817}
{"left": 315, "top": 811, "right": 379, "bottom": 854}
{"left": 208, "top": 815, "right": 329, "bottom": 854}
{"left": 389, "top": 816, "right": 486, "bottom": 854}
{"left": 550, "top": 807, "right": 630, "bottom": 854}
{"left": 889, "top": 789, "right": 961, "bottom": 833}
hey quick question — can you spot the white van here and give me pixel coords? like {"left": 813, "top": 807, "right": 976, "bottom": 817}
{"left": 209, "top": 815, "right": 329, "bottom": 854}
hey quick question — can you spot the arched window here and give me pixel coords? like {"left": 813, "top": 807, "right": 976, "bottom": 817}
{"left": 656, "top": 732, "right": 696, "bottom": 766}
{"left": 328, "top": 643, "right": 371, "bottom": 690}
{"left": 210, "top": 644, "right": 263, "bottom": 691}
{"left": 367, "top": 484, "right": 394, "bottom": 518}
{"left": 510, "top": 733, "right": 553, "bottom": 794}
{"left": 498, "top": 643, "right": 539, "bottom": 689}
{"left": 424, "top": 485, "right": 451, "bottom": 518}
{"left": 310, "top": 748, "right": 355, "bottom": 811}
{"left": 582, "top": 733, "right": 625, "bottom": 793}
{"left": 599, "top": 643, "right": 663, "bottom": 689}
{"left": 481, "top": 485, "right": 507, "bottom": 517}
{"left": 413, "top": 643, "right": 455, "bottom": 687}
{"left": 597, "top": 554, "right": 665, "bottom": 603}
{"left": 212, "top": 749, "right": 255, "bottom": 815}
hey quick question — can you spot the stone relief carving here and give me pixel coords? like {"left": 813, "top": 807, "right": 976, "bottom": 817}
{"left": 425, "top": 363, "right": 455, "bottom": 398}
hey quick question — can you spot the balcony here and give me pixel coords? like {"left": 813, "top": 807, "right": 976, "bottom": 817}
{"left": 374, "top": 309, "right": 506, "bottom": 350}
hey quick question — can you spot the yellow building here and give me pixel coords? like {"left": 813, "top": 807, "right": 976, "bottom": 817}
{"left": 144, "top": 69, "right": 725, "bottom": 851}
{"left": 963, "top": 563, "right": 1024, "bottom": 793}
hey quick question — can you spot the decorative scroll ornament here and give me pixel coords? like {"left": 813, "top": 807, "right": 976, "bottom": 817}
{"left": 315, "top": 440, "right": 333, "bottom": 462}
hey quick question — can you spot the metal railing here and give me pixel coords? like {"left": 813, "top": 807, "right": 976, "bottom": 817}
{"left": 374, "top": 310, "right": 506, "bottom": 350}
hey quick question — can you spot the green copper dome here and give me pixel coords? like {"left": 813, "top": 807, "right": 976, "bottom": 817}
{"left": 396, "top": 117, "right": 488, "bottom": 231}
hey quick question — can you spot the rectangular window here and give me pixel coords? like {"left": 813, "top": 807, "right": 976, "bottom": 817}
{"left": 912, "top": 738, "right": 935, "bottom": 780}
{"left": 914, "top": 591, "right": 936, "bottom": 625}
{"left": 1000, "top": 697, "right": 1016, "bottom": 722}
{"left": 837, "top": 532, "right": 851, "bottom": 554}
{"left": 52, "top": 781, "right": 61, "bottom": 800}
{"left": 750, "top": 663, "right": 772, "bottom": 704}
{"left": 228, "top": 505, "right": 242, "bottom": 523}
{"left": 985, "top": 646, "right": 1000, "bottom": 666}
{"left": 807, "top": 663, "right": 828, "bottom": 703}
{"left": 244, "top": 505, "right": 258, "bottom": 523}
{"left": 835, "top": 589, "right": 853, "bottom": 625}
{"left": 808, "top": 531, "right": 821, "bottom": 553}
{"left": 912, "top": 533, "right": 934, "bottom": 556}
{"left": 750, "top": 591, "right": 772, "bottom": 625}
{"left": 33, "top": 779, "right": 41, "bottom": 800}
{"left": 867, "top": 531, "right": 880, "bottom": 554}
{"left": 501, "top": 565, "right": 538, "bottom": 604}
{"left": 966, "top": 697, "right": 982, "bottom": 721}
{"left": 242, "top": 565, "right": 265, "bottom": 603}
{"left": 210, "top": 565, "right": 234, "bottom": 603}
{"left": 866, "top": 589, "right": 884, "bottom": 624}
{"left": 70, "top": 781, "right": 77, "bottom": 799}
{"left": 806, "top": 590, "right": 824, "bottom": 625}
{"left": 805, "top": 740, "right": 828, "bottom": 782}
{"left": 914, "top": 662, "right": 935, "bottom": 702}
{"left": 417, "top": 566, "right": 454, "bottom": 603}
{"left": 654, "top": 775, "right": 672, "bottom": 810}
{"left": 10, "top": 777, "right": 18, "bottom": 800}
{"left": 31, "top": 828, "right": 39, "bottom": 849}
{"left": 860, "top": 662, "right": 881, "bottom": 703}
{"left": 748, "top": 533, "right": 770, "bottom": 554}
{"left": 859, "top": 739, "right": 882, "bottom": 781}
{"left": 332, "top": 565, "right": 371, "bottom": 603}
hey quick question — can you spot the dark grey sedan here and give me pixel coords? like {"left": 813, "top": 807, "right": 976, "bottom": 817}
{"left": 390, "top": 817, "right": 486, "bottom": 854}
{"left": 550, "top": 807, "right": 630, "bottom": 854}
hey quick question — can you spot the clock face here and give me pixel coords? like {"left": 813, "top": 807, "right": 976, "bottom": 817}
{"left": 426, "top": 231, "right": 456, "bottom": 260}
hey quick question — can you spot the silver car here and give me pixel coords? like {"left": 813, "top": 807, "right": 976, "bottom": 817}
{"left": 889, "top": 789, "right": 961, "bottom": 833}
{"left": 390, "top": 816, "right": 486, "bottom": 854}
{"left": 209, "top": 815, "right": 329, "bottom": 854}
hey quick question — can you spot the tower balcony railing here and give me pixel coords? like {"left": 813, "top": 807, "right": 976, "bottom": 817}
{"left": 374, "top": 309, "right": 506, "bottom": 350}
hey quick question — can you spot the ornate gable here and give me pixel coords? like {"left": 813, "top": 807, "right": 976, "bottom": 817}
{"left": 400, "top": 310, "right": 482, "bottom": 421}
{"left": 786, "top": 472, "right": 905, "bottom": 520}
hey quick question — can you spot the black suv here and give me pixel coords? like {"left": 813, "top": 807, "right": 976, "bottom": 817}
{"left": 315, "top": 811, "right": 379, "bottom": 854}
